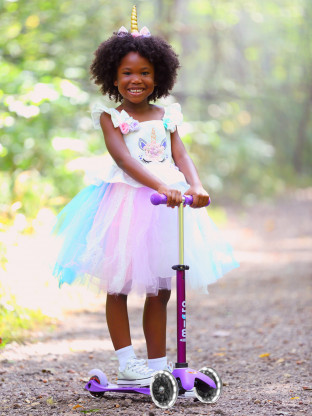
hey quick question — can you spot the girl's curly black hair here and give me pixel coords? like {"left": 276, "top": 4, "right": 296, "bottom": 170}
{"left": 90, "top": 33, "right": 180, "bottom": 102}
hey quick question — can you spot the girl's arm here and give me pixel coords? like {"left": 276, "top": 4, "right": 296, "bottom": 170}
{"left": 100, "top": 112, "right": 182, "bottom": 207}
{"left": 171, "top": 129, "right": 210, "bottom": 208}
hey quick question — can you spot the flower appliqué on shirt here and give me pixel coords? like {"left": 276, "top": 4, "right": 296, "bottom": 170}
{"left": 138, "top": 128, "right": 168, "bottom": 163}
{"left": 162, "top": 117, "right": 175, "bottom": 131}
{"left": 115, "top": 110, "right": 140, "bottom": 134}
{"left": 119, "top": 119, "right": 140, "bottom": 134}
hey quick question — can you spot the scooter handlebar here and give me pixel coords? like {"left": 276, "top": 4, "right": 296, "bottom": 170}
{"left": 150, "top": 193, "right": 210, "bottom": 206}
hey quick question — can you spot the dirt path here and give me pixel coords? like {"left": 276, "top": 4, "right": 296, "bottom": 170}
{"left": 1, "top": 195, "right": 311, "bottom": 416}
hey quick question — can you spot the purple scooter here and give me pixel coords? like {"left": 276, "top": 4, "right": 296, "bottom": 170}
{"left": 85, "top": 194, "right": 222, "bottom": 409}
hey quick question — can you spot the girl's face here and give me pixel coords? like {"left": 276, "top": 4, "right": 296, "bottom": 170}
{"left": 114, "top": 52, "right": 156, "bottom": 104}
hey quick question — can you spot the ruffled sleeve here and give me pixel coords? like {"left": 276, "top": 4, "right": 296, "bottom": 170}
{"left": 91, "top": 103, "right": 140, "bottom": 135}
{"left": 91, "top": 103, "right": 120, "bottom": 129}
{"left": 163, "top": 103, "right": 183, "bottom": 132}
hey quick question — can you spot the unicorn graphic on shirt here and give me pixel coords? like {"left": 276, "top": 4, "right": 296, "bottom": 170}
{"left": 138, "top": 128, "right": 167, "bottom": 163}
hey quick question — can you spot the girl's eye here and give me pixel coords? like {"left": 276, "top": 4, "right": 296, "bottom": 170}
{"left": 123, "top": 72, "right": 131, "bottom": 75}
{"left": 142, "top": 72, "right": 149, "bottom": 76}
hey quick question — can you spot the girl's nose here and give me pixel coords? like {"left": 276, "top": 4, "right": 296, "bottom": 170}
{"left": 131, "top": 74, "right": 142, "bottom": 83}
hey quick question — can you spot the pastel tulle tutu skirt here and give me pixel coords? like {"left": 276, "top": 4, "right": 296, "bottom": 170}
{"left": 52, "top": 181, "right": 239, "bottom": 296}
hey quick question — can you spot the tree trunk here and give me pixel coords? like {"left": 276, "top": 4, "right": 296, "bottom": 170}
{"left": 293, "top": 84, "right": 312, "bottom": 173}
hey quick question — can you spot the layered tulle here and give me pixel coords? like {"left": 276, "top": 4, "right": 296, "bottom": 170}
{"left": 52, "top": 181, "right": 239, "bottom": 295}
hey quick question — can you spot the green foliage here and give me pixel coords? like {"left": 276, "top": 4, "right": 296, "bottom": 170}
{"left": 0, "top": 284, "right": 52, "bottom": 347}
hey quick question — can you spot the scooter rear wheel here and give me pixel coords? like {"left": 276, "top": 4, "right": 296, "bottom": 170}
{"left": 88, "top": 376, "right": 104, "bottom": 398}
{"left": 194, "top": 367, "right": 222, "bottom": 403}
{"left": 150, "top": 370, "right": 178, "bottom": 409}
{"left": 87, "top": 369, "right": 108, "bottom": 398}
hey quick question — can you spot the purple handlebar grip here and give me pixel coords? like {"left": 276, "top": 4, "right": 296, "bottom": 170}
{"left": 150, "top": 193, "right": 168, "bottom": 205}
{"left": 184, "top": 195, "right": 193, "bottom": 205}
{"left": 150, "top": 193, "right": 210, "bottom": 206}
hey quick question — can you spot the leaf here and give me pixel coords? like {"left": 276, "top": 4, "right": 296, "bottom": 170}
{"left": 259, "top": 353, "right": 270, "bottom": 358}
{"left": 46, "top": 397, "right": 54, "bottom": 405}
{"left": 303, "top": 386, "right": 312, "bottom": 390}
{"left": 79, "top": 410, "right": 100, "bottom": 414}
{"left": 290, "top": 397, "right": 300, "bottom": 400}
{"left": 73, "top": 404, "right": 83, "bottom": 409}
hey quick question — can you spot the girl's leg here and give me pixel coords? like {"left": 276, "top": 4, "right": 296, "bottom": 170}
{"left": 106, "top": 293, "right": 131, "bottom": 350}
{"left": 143, "top": 289, "right": 171, "bottom": 359}
{"left": 107, "top": 293, "right": 155, "bottom": 385}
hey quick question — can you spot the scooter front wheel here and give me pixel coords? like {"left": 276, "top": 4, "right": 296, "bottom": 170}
{"left": 194, "top": 367, "right": 222, "bottom": 403}
{"left": 150, "top": 370, "right": 178, "bottom": 409}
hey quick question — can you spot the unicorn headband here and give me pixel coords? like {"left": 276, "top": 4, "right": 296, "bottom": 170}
{"left": 117, "top": 5, "right": 151, "bottom": 38}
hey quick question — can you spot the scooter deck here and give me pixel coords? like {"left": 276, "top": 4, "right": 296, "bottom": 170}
{"left": 85, "top": 379, "right": 198, "bottom": 398}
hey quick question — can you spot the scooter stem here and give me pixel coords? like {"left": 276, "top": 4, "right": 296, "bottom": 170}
{"left": 173, "top": 198, "right": 189, "bottom": 368}
{"left": 178, "top": 201, "right": 184, "bottom": 264}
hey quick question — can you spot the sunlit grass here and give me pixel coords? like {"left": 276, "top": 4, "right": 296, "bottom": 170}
{"left": 0, "top": 291, "right": 53, "bottom": 348}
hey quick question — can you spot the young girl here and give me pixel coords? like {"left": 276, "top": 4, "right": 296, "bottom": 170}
{"left": 52, "top": 6, "right": 239, "bottom": 387}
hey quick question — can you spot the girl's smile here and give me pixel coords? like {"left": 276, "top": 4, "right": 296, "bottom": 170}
{"left": 114, "top": 52, "right": 156, "bottom": 105}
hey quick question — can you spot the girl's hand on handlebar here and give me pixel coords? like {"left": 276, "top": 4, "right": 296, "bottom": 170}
{"left": 156, "top": 185, "right": 182, "bottom": 208}
{"left": 185, "top": 185, "right": 210, "bottom": 208}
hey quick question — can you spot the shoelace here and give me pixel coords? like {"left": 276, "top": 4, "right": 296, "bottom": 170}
{"left": 127, "top": 358, "right": 154, "bottom": 375}
{"left": 166, "top": 361, "right": 174, "bottom": 372}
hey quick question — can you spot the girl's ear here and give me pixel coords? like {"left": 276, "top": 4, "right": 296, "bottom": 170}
{"left": 114, "top": 80, "right": 118, "bottom": 86}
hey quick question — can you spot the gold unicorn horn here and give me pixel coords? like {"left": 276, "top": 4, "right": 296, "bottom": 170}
{"left": 131, "top": 5, "right": 139, "bottom": 33}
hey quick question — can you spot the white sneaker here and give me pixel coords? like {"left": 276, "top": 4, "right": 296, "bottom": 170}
{"left": 117, "top": 358, "right": 155, "bottom": 386}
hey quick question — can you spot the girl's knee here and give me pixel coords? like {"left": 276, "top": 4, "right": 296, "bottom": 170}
{"left": 159, "top": 289, "right": 171, "bottom": 304}
{"left": 107, "top": 293, "right": 128, "bottom": 304}
{"left": 147, "top": 289, "right": 171, "bottom": 305}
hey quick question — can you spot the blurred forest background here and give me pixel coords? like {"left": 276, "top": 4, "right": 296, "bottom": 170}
{"left": 0, "top": 0, "right": 312, "bottom": 344}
